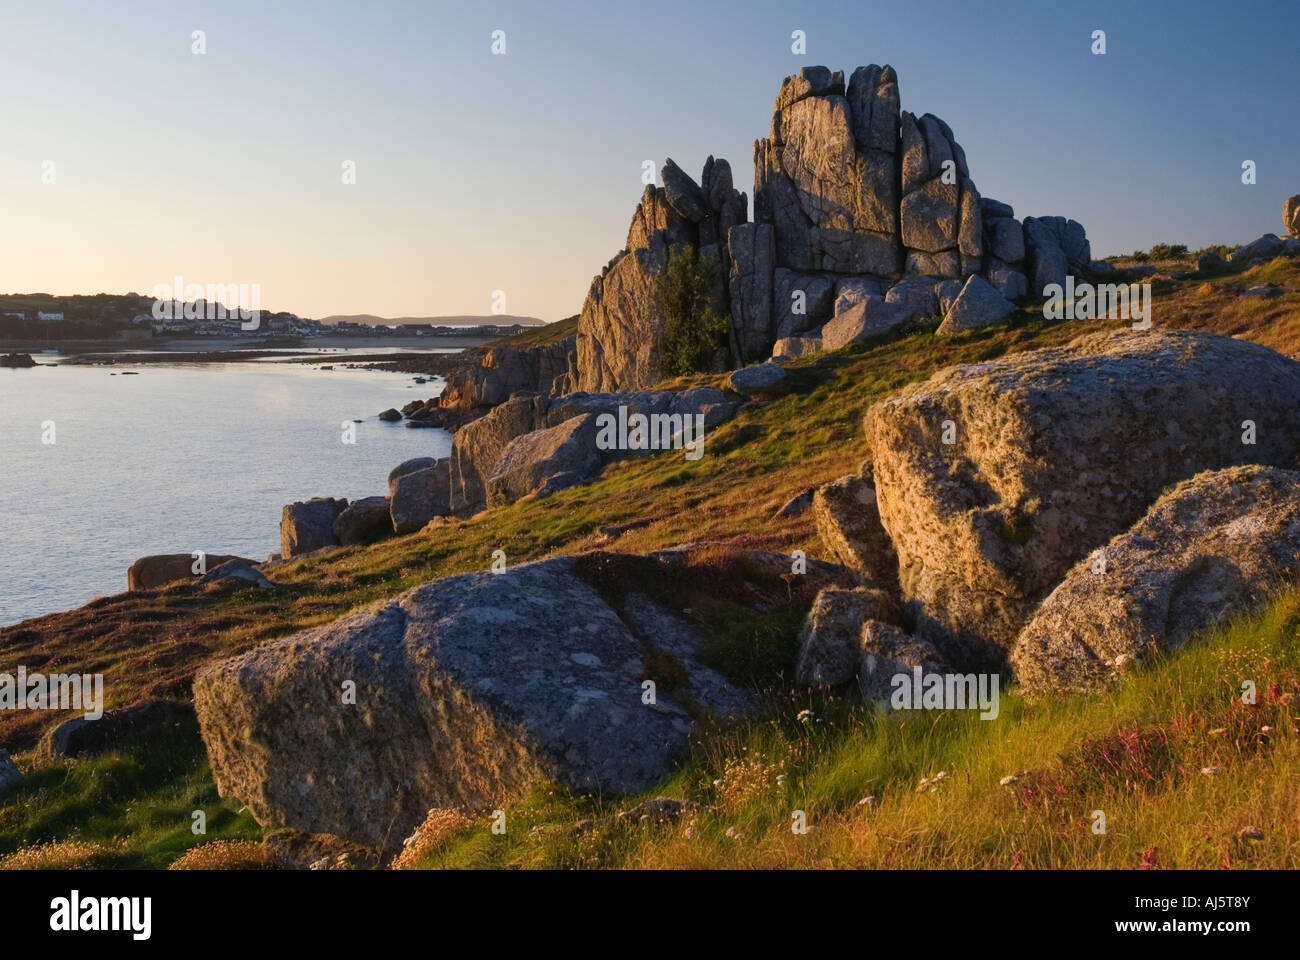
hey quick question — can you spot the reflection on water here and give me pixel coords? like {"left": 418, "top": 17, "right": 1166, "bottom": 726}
{"left": 0, "top": 361, "right": 449, "bottom": 625}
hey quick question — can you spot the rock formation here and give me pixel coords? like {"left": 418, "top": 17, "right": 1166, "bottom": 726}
{"left": 438, "top": 338, "right": 576, "bottom": 410}
{"left": 575, "top": 158, "right": 747, "bottom": 391}
{"left": 1285, "top": 194, "right": 1300, "bottom": 238}
{"left": 572, "top": 65, "right": 1092, "bottom": 390}
{"left": 866, "top": 329, "right": 1300, "bottom": 669}
{"left": 280, "top": 498, "right": 349, "bottom": 558}
{"left": 193, "top": 552, "right": 805, "bottom": 851}
{"left": 794, "top": 587, "right": 900, "bottom": 687}
{"left": 388, "top": 460, "right": 450, "bottom": 534}
{"left": 448, "top": 387, "right": 739, "bottom": 515}
{"left": 1012, "top": 466, "right": 1300, "bottom": 695}
{"left": 332, "top": 496, "right": 392, "bottom": 546}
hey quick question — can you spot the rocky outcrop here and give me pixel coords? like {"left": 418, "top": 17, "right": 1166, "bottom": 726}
{"left": 390, "top": 460, "right": 450, "bottom": 534}
{"left": 935, "top": 275, "right": 1014, "bottom": 335}
{"left": 200, "top": 558, "right": 277, "bottom": 590}
{"left": 772, "top": 335, "right": 822, "bottom": 359}
{"left": 726, "top": 362, "right": 786, "bottom": 396}
{"left": 773, "top": 269, "right": 834, "bottom": 339}
{"left": 571, "top": 65, "right": 1089, "bottom": 390}
{"left": 899, "top": 111, "right": 979, "bottom": 278}
{"left": 127, "top": 553, "right": 256, "bottom": 590}
{"left": 388, "top": 457, "right": 440, "bottom": 494}
{"left": 437, "top": 337, "right": 576, "bottom": 410}
{"left": 280, "top": 498, "right": 348, "bottom": 558}
{"left": 1022, "top": 216, "right": 1090, "bottom": 295}
{"left": 1012, "top": 466, "right": 1300, "bottom": 695}
{"left": 333, "top": 496, "right": 393, "bottom": 545}
{"left": 1284, "top": 195, "right": 1300, "bottom": 238}
{"left": 485, "top": 414, "right": 602, "bottom": 506}
{"left": 1231, "top": 233, "right": 1283, "bottom": 266}
{"left": 795, "top": 587, "right": 899, "bottom": 687}
{"left": 866, "top": 330, "right": 1300, "bottom": 668}
{"left": 193, "top": 555, "right": 759, "bottom": 852}
{"left": 575, "top": 157, "right": 746, "bottom": 392}
{"left": 756, "top": 66, "right": 901, "bottom": 275}
{"left": 858, "top": 623, "right": 948, "bottom": 706}
{"left": 728, "top": 222, "right": 776, "bottom": 363}
{"left": 448, "top": 388, "right": 740, "bottom": 515}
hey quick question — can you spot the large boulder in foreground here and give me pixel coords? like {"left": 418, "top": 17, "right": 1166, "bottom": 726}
{"left": 127, "top": 553, "right": 256, "bottom": 590}
{"left": 1011, "top": 466, "right": 1300, "bottom": 696}
{"left": 280, "top": 498, "right": 348, "bottom": 558}
{"left": 193, "top": 555, "right": 760, "bottom": 852}
{"left": 867, "top": 330, "right": 1300, "bottom": 668}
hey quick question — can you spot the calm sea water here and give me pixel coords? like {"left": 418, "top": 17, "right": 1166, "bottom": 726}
{"left": 0, "top": 356, "right": 451, "bottom": 626}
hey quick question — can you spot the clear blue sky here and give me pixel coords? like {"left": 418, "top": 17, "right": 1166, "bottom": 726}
{"left": 2, "top": 0, "right": 1296, "bottom": 321}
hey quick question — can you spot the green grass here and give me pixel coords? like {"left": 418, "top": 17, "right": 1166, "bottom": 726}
{"left": 403, "top": 587, "right": 1300, "bottom": 869}
{"left": 0, "top": 729, "right": 260, "bottom": 869}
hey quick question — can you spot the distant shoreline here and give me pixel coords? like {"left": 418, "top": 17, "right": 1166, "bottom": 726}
{"left": 1, "top": 335, "right": 497, "bottom": 369}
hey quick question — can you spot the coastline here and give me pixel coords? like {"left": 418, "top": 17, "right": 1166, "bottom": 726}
{"left": 1, "top": 335, "right": 497, "bottom": 378}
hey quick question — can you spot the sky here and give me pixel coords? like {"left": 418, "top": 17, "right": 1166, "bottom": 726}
{"left": 2, "top": 0, "right": 1297, "bottom": 322}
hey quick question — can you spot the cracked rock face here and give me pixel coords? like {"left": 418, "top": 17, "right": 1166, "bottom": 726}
{"left": 193, "top": 556, "right": 756, "bottom": 852}
{"left": 573, "top": 63, "right": 1089, "bottom": 388}
{"left": 756, "top": 65, "right": 902, "bottom": 275}
{"left": 576, "top": 158, "right": 746, "bottom": 393}
{"left": 866, "top": 330, "right": 1300, "bottom": 669}
{"left": 1012, "top": 466, "right": 1300, "bottom": 695}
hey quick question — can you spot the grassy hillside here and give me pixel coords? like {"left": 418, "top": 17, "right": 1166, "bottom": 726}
{"left": 487, "top": 314, "right": 579, "bottom": 350}
{"left": 2, "top": 258, "right": 1299, "bottom": 869}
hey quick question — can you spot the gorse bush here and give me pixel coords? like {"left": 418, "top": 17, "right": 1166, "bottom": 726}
{"left": 656, "top": 246, "right": 729, "bottom": 376}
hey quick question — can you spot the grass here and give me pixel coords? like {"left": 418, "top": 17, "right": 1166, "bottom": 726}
{"left": 487, "top": 314, "right": 578, "bottom": 350}
{"left": 2, "top": 261, "right": 1299, "bottom": 868}
{"left": 404, "top": 588, "right": 1300, "bottom": 869}
{"left": 0, "top": 727, "right": 260, "bottom": 869}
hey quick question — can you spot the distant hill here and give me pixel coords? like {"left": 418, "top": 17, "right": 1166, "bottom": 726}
{"left": 318, "top": 314, "right": 545, "bottom": 328}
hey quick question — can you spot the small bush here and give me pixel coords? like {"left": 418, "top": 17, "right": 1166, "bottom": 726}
{"left": 1149, "top": 243, "right": 1189, "bottom": 261}
{"left": 656, "top": 246, "right": 729, "bottom": 376}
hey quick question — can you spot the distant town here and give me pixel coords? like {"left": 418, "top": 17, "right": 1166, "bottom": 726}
{"left": 0, "top": 293, "right": 543, "bottom": 342}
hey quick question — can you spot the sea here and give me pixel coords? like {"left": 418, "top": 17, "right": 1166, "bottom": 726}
{"left": 0, "top": 350, "right": 453, "bottom": 626}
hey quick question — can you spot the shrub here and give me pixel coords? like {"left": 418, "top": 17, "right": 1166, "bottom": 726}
{"left": 656, "top": 246, "right": 730, "bottom": 376}
{"left": 1148, "top": 243, "right": 1189, "bottom": 261}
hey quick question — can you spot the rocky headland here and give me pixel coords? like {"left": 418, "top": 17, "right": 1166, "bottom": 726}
{"left": 4, "top": 65, "right": 1300, "bottom": 870}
